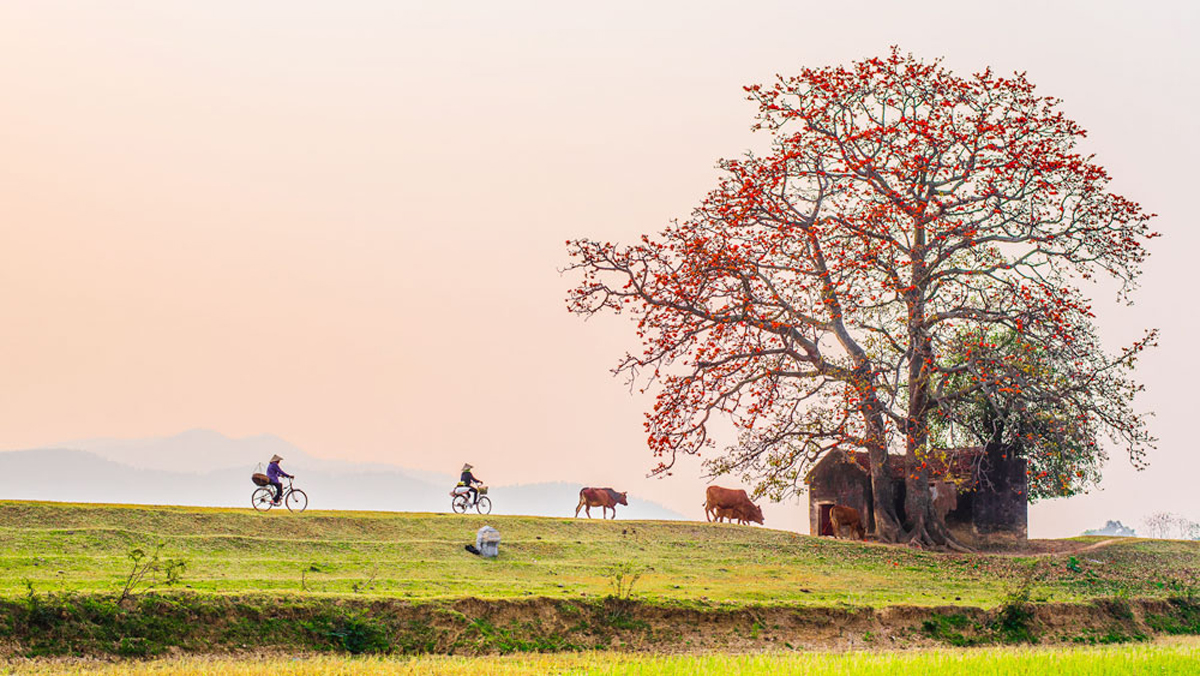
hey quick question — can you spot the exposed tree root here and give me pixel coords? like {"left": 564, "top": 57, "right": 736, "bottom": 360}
{"left": 873, "top": 506, "right": 904, "bottom": 544}
{"left": 901, "top": 511, "right": 973, "bottom": 553}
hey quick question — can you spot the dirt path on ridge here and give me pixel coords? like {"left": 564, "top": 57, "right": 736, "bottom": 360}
{"left": 1006, "top": 538, "right": 1122, "bottom": 557}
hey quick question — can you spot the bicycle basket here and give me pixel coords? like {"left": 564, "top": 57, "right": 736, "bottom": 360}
{"left": 477, "top": 485, "right": 488, "bottom": 495}
{"left": 251, "top": 473, "right": 270, "bottom": 486}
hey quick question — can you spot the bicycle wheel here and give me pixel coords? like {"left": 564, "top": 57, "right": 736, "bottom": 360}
{"left": 252, "top": 487, "right": 275, "bottom": 511}
{"left": 475, "top": 496, "right": 492, "bottom": 515}
{"left": 286, "top": 489, "right": 308, "bottom": 513}
{"left": 452, "top": 494, "right": 469, "bottom": 514}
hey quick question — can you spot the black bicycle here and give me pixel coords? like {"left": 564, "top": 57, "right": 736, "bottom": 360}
{"left": 252, "top": 476, "right": 308, "bottom": 513}
{"left": 451, "top": 485, "right": 492, "bottom": 514}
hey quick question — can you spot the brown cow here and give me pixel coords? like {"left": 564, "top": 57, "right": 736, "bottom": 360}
{"left": 575, "top": 487, "right": 628, "bottom": 519}
{"left": 829, "top": 505, "right": 866, "bottom": 540}
{"left": 712, "top": 503, "right": 761, "bottom": 525}
{"left": 704, "top": 486, "right": 764, "bottom": 525}
{"left": 712, "top": 505, "right": 739, "bottom": 523}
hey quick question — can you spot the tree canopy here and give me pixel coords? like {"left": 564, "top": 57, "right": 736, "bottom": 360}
{"left": 567, "top": 49, "right": 1156, "bottom": 548}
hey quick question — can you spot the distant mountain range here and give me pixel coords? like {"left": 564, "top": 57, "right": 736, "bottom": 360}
{"left": 0, "top": 430, "right": 685, "bottom": 520}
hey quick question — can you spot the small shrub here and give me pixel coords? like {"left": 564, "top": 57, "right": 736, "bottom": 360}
{"left": 604, "top": 562, "right": 646, "bottom": 600}
{"left": 305, "top": 612, "right": 391, "bottom": 654}
{"left": 338, "top": 616, "right": 390, "bottom": 654}
{"left": 992, "top": 563, "right": 1039, "bottom": 644}
{"left": 162, "top": 559, "right": 187, "bottom": 586}
{"left": 117, "top": 544, "right": 188, "bottom": 604}
{"left": 994, "top": 595, "right": 1036, "bottom": 643}
{"left": 921, "top": 613, "right": 978, "bottom": 647}
{"left": 21, "top": 581, "right": 57, "bottom": 633}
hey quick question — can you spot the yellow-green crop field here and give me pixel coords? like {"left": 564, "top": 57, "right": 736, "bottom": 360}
{"left": 6, "top": 638, "right": 1200, "bottom": 675}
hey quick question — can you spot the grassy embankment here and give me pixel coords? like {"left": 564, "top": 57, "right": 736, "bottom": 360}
{"left": 3, "top": 500, "right": 1197, "bottom": 606}
{"left": 0, "top": 500, "right": 1197, "bottom": 658}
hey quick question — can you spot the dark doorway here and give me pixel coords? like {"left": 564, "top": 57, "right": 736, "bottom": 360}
{"left": 818, "top": 503, "right": 835, "bottom": 536}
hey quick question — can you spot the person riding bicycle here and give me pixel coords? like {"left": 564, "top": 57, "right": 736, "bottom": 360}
{"left": 266, "top": 454, "right": 294, "bottom": 505}
{"left": 457, "top": 463, "right": 482, "bottom": 505}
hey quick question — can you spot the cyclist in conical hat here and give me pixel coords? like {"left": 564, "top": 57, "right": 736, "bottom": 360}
{"left": 457, "top": 463, "right": 482, "bottom": 505}
{"left": 267, "top": 454, "right": 294, "bottom": 505}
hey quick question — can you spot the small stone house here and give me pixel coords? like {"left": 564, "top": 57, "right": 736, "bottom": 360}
{"left": 805, "top": 444, "right": 1027, "bottom": 548}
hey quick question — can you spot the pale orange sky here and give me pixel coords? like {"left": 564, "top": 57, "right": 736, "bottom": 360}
{"left": 1, "top": 1, "right": 1195, "bottom": 535}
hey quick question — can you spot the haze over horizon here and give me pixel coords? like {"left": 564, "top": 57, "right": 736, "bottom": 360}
{"left": 0, "top": 428, "right": 688, "bottom": 520}
{"left": 2, "top": 2, "right": 1196, "bottom": 536}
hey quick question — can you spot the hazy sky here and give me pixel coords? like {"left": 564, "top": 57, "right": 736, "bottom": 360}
{"left": 1, "top": 1, "right": 1195, "bottom": 536}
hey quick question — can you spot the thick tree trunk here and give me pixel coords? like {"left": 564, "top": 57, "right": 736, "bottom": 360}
{"left": 901, "top": 454, "right": 969, "bottom": 551}
{"left": 868, "top": 443, "right": 902, "bottom": 542}
{"left": 900, "top": 225, "right": 970, "bottom": 552}
{"left": 859, "top": 391, "right": 902, "bottom": 542}
{"left": 901, "top": 380, "right": 970, "bottom": 551}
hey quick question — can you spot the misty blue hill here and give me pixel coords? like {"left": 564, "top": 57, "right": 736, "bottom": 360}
{"left": 39, "top": 429, "right": 320, "bottom": 474}
{"left": 0, "top": 434, "right": 686, "bottom": 519}
{"left": 0, "top": 448, "right": 449, "bottom": 511}
{"left": 0, "top": 449, "right": 235, "bottom": 506}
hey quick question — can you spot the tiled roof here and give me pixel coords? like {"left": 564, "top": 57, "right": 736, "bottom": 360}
{"left": 809, "top": 447, "right": 984, "bottom": 485}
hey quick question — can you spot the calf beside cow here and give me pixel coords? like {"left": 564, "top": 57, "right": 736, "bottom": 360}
{"left": 703, "top": 486, "right": 764, "bottom": 526}
{"left": 711, "top": 504, "right": 761, "bottom": 525}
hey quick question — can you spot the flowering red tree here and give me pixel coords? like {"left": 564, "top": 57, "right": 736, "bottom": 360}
{"left": 566, "top": 49, "right": 1156, "bottom": 548}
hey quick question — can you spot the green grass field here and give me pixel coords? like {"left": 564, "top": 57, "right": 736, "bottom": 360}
{"left": 1, "top": 500, "right": 1197, "bottom": 608}
{"left": 1, "top": 500, "right": 1198, "bottom": 660}
{"left": 7, "top": 638, "right": 1200, "bottom": 675}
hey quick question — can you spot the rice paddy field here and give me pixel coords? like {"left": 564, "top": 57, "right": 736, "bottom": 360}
{"left": 6, "top": 638, "right": 1200, "bottom": 675}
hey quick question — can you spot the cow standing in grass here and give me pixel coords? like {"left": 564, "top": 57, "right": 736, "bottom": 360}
{"left": 704, "top": 486, "right": 764, "bottom": 525}
{"left": 575, "top": 487, "right": 628, "bottom": 519}
{"left": 830, "top": 505, "right": 866, "bottom": 540}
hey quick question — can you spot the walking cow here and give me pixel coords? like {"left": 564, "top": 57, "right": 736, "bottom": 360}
{"left": 575, "top": 487, "right": 628, "bottom": 519}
